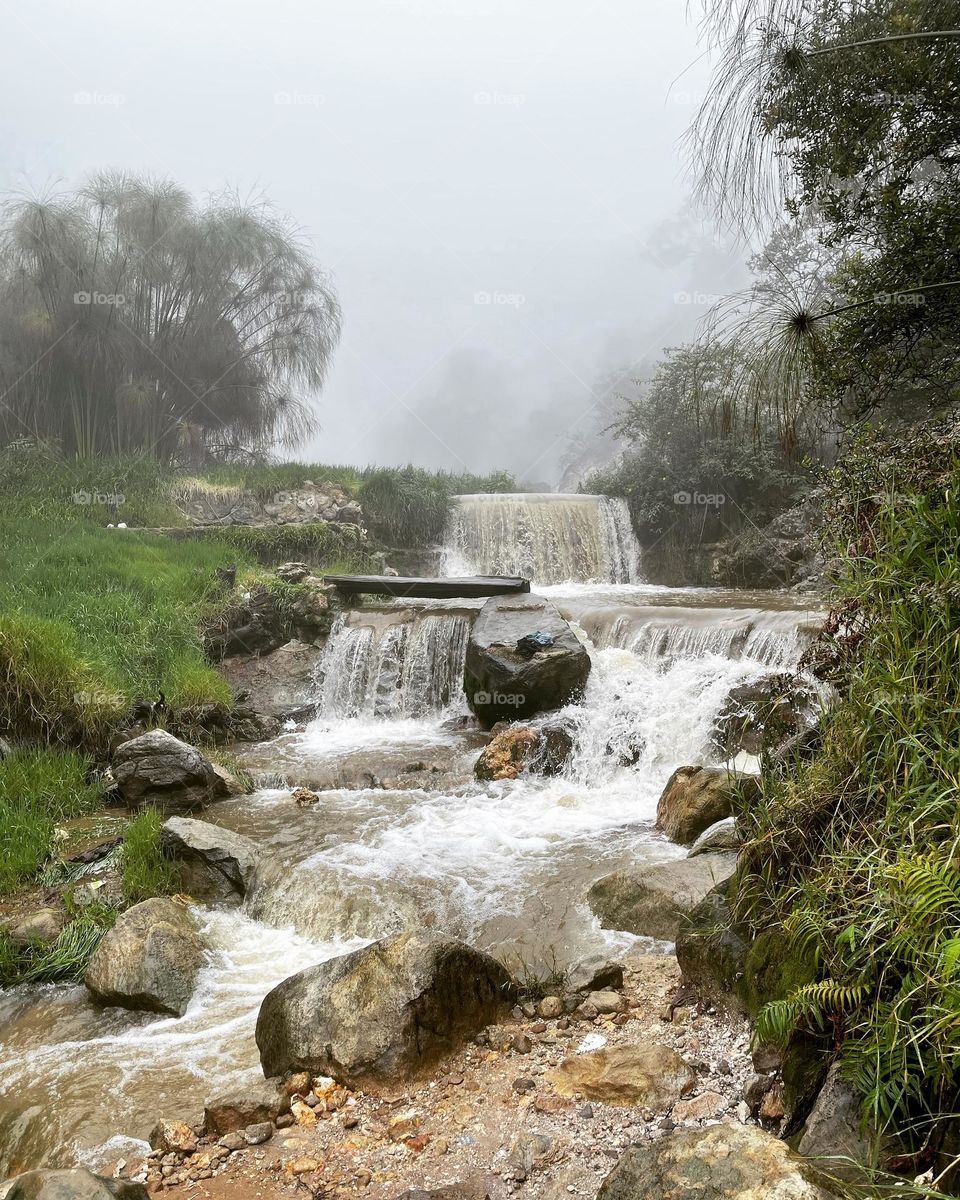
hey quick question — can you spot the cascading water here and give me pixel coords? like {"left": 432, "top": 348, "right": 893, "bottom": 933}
{"left": 0, "top": 488, "right": 825, "bottom": 1178}
{"left": 318, "top": 610, "right": 470, "bottom": 719}
{"left": 442, "top": 493, "right": 642, "bottom": 585}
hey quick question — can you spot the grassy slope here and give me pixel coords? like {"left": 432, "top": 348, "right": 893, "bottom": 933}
{"left": 734, "top": 422, "right": 960, "bottom": 1153}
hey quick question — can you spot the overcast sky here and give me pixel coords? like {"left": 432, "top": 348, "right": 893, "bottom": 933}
{"left": 0, "top": 0, "right": 748, "bottom": 483}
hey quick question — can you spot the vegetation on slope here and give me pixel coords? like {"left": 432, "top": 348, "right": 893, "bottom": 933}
{"left": 734, "top": 421, "right": 960, "bottom": 1155}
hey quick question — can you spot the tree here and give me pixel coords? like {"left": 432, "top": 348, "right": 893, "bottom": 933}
{"left": 0, "top": 173, "right": 341, "bottom": 460}
{"left": 689, "top": 0, "right": 960, "bottom": 425}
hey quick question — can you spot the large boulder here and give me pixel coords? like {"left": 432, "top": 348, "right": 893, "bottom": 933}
{"left": 474, "top": 720, "right": 573, "bottom": 781}
{"left": 596, "top": 1124, "right": 841, "bottom": 1200}
{"left": 84, "top": 898, "right": 204, "bottom": 1017}
{"left": 256, "top": 931, "right": 516, "bottom": 1092}
{"left": 112, "top": 730, "right": 225, "bottom": 815}
{"left": 587, "top": 853, "right": 736, "bottom": 941}
{"left": 160, "top": 816, "right": 260, "bottom": 902}
{"left": 655, "top": 766, "right": 760, "bottom": 845}
{"left": 548, "top": 1044, "right": 694, "bottom": 1108}
{"left": 1, "top": 1170, "right": 148, "bottom": 1200}
{"left": 220, "top": 639, "right": 323, "bottom": 720}
{"left": 463, "top": 595, "right": 590, "bottom": 729}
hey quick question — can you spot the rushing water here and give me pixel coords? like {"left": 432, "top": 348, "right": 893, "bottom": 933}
{"left": 0, "top": 496, "right": 824, "bottom": 1178}
{"left": 442, "top": 493, "right": 642, "bottom": 585}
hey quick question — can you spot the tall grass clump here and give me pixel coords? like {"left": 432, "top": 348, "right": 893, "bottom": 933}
{"left": 120, "top": 808, "right": 179, "bottom": 904}
{"left": 733, "top": 419, "right": 960, "bottom": 1154}
{"left": 0, "top": 750, "right": 102, "bottom": 893}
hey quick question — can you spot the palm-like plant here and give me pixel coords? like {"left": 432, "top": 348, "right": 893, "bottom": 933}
{"left": 0, "top": 172, "right": 341, "bottom": 460}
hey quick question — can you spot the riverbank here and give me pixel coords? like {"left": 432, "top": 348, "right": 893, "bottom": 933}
{"left": 113, "top": 951, "right": 756, "bottom": 1199}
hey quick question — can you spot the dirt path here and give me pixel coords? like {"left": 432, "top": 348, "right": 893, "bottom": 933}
{"left": 127, "top": 951, "right": 754, "bottom": 1200}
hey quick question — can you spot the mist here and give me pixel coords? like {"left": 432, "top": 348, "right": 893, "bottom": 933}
{"left": 0, "top": 0, "right": 748, "bottom": 482}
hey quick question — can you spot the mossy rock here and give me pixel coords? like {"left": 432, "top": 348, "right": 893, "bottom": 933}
{"left": 675, "top": 881, "right": 751, "bottom": 1014}
{"left": 735, "top": 926, "right": 818, "bottom": 1017}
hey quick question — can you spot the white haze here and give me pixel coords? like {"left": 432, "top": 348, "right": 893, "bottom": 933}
{"left": 0, "top": 0, "right": 749, "bottom": 482}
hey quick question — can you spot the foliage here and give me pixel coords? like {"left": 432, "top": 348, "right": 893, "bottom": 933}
{"left": 584, "top": 341, "right": 811, "bottom": 552}
{"left": 735, "top": 419, "right": 960, "bottom": 1148}
{"left": 0, "top": 173, "right": 341, "bottom": 459}
{"left": 0, "top": 903, "right": 115, "bottom": 987}
{"left": 359, "top": 465, "right": 520, "bottom": 547}
{"left": 0, "top": 750, "right": 102, "bottom": 893}
{"left": 690, "top": 0, "right": 960, "bottom": 429}
{"left": 120, "top": 808, "right": 180, "bottom": 904}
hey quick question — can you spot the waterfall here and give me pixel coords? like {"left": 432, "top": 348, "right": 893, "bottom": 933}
{"left": 565, "top": 605, "right": 816, "bottom": 670}
{"left": 441, "top": 493, "right": 642, "bottom": 585}
{"left": 317, "top": 611, "right": 470, "bottom": 719}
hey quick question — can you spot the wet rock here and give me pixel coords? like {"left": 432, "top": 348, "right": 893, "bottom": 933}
{"left": 464, "top": 594, "right": 591, "bottom": 728}
{"left": 548, "top": 1044, "right": 695, "bottom": 1107}
{"left": 113, "top": 730, "right": 225, "bottom": 815}
{"left": 84, "top": 898, "right": 203, "bottom": 1017}
{"left": 587, "top": 853, "right": 737, "bottom": 941}
{"left": 474, "top": 721, "right": 573, "bottom": 781}
{"left": 797, "top": 1063, "right": 874, "bottom": 1177}
{"left": 4, "top": 907, "right": 65, "bottom": 946}
{"left": 687, "top": 816, "right": 740, "bottom": 857}
{"left": 219, "top": 640, "right": 323, "bottom": 721}
{"left": 256, "top": 930, "right": 517, "bottom": 1092}
{"left": 655, "top": 766, "right": 760, "bottom": 846}
{"left": 161, "top": 816, "right": 260, "bottom": 902}
{"left": 204, "top": 1080, "right": 290, "bottom": 1133}
{"left": 596, "top": 1124, "right": 842, "bottom": 1199}
{"left": 714, "top": 674, "right": 820, "bottom": 758}
{"left": 1, "top": 1171, "right": 149, "bottom": 1200}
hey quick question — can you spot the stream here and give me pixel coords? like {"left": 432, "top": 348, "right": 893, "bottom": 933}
{"left": 0, "top": 493, "right": 823, "bottom": 1178}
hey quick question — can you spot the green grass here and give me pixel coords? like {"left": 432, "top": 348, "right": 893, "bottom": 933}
{"left": 732, "top": 421, "right": 960, "bottom": 1152}
{"left": 0, "top": 750, "right": 102, "bottom": 893}
{"left": 120, "top": 808, "right": 180, "bottom": 904}
{"left": 0, "top": 518, "right": 241, "bottom": 745}
{"left": 0, "top": 903, "right": 116, "bottom": 987}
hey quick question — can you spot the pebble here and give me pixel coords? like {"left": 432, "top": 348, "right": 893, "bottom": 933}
{"left": 512, "top": 1077, "right": 536, "bottom": 1093}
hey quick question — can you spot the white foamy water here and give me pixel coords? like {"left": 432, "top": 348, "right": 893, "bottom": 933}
{"left": 0, "top": 911, "right": 363, "bottom": 1176}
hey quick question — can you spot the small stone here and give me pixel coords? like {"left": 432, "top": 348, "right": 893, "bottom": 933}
{"left": 538, "top": 995, "right": 564, "bottom": 1019}
{"left": 275, "top": 1113, "right": 294, "bottom": 1129}
{"left": 512, "top": 1033, "right": 533, "bottom": 1054}
{"left": 672, "top": 1090, "right": 727, "bottom": 1123}
{"left": 218, "top": 1132, "right": 245, "bottom": 1152}
{"left": 752, "top": 1043, "right": 781, "bottom": 1073}
{"left": 760, "top": 1087, "right": 786, "bottom": 1121}
{"left": 342, "top": 1114, "right": 359, "bottom": 1129}
{"left": 433, "top": 1136, "right": 449, "bottom": 1154}
{"left": 388, "top": 1111, "right": 422, "bottom": 1140}
{"left": 743, "top": 1072, "right": 774, "bottom": 1111}
{"left": 289, "top": 1156, "right": 320, "bottom": 1175}
{"left": 285, "top": 1070, "right": 311, "bottom": 1096}
{"left": 587, "top": 990, "right": 627, "bottom": 1014}
{"left": 530, "top": 1021, "right": 547, "bottom": 1034}
{"left": 578, "top": 1002, "right": 599, "bottom": 1019}
{"left": 521, "top": 1002, "right": 537, "bottom": 1018}
{"left": 578, "top": 1104, "right": 594, "bottom": 1119}
{"left": 150, "top": 1121, "right": 198, "bottom": 1155}
{"left": 718, "top": 1058, "right": 732, "bottom": 1075}
{"left": 512, "top": 1077, "right": 536, "bottom": 1093}
{"left": 243, "top": 1122, "right": 273, "bottom": 1145}
{"left": 557, "top": 1016, "right": 570, "bottom": 1030}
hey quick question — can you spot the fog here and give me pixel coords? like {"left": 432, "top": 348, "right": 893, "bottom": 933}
{"left": 0, "top": 0, "right": 749, "bottom": 483}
